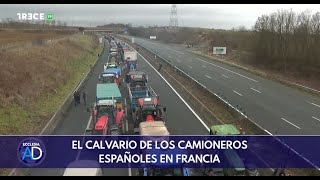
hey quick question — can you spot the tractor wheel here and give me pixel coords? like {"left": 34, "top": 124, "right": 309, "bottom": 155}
{"left": 132, "top": 112, "right": 137, "bottom": 128}
{"left": 122, "top": 118, "right": 127, "bottom": 135}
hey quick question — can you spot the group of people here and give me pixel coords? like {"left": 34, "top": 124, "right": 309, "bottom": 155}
{"left": 74, "top": 90, "right": 86, "bottom": 106}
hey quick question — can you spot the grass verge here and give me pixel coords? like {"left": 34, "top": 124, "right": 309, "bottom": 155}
{"left": 0, "top": 35, "right": 102, "bottom": 176}
{"left": 0, "top": 35, "right": 102, "bottom": 135}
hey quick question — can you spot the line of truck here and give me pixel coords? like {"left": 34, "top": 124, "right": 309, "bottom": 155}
{"left": 64, "top": 34, "right": 260, "bottom": 176}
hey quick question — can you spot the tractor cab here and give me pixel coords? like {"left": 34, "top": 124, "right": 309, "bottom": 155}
{"left": 88, "top": 84, "right": 126, "bottom": 135}
{"left": 136, "top": 126, "right": 191, "bottom": 177}
{"left": 129, "top": 79, "right": 147, "bottom": 88}
{"left": 104, "top": 62, "right": 118, "bottom": 70}
{"left": 206, "top": 124, "right": 247, "bottom": 176}
{"left": 99, "top": 68, "right": 122, "bottom": 85}
{"left": 99, "top": 73, "right": 115, "bottom": 83}
{"left": 133, "top": 97, "right": 166, "bottom": 133}
{"left": 138, "top": 97, "right": 166, "bottom": 122}
{"left": 125, "top": 71, "right": 148, "bottom": 84}
{"left": 93, "top": 99, "right": 115, "bottom": 135}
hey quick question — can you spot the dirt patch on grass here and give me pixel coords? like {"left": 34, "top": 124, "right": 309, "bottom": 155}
{"left": 0, "top": 34, "right": 101, "bottom": 135}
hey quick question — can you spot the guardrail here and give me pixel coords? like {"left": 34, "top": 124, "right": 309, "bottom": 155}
{"left": 8, "top": 36, "right": 106, "bottom": 176}
{"left": 123, "top": 36, "right": 320, "bottom": 173}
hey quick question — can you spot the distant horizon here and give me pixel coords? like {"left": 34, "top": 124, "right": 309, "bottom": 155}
{"left": 1, "top": 4, "right": 320, "bottom": 30}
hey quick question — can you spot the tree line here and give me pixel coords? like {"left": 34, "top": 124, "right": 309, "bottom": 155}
{"left": 127, "top": 9, "right": 320, "bottom": 78}
{"left": 253, "top": 9, "right": 320, "bottom": 77}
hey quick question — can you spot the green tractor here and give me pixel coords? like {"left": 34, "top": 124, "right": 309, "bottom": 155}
{"left": 205, "top": 124, "right": 259, "bottom": 176}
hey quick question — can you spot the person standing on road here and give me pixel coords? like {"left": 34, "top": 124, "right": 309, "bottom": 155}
{"left": 73, "top": 91, "right": 78, "bottom": 106}
{"left": 158, "top": 63, "right": 162, "bottom": 72}
{"left": 76, "top": 90, "right": 81, "bottom": 105}
{"left": 82, "top": 91, "right": 87, "bottom": 105}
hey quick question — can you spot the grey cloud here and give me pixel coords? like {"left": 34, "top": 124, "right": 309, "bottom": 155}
{"left": 1, "top": 4, "right": 320, "bottom": 29}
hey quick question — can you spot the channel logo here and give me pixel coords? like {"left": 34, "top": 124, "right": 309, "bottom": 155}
{"left": 17, "top": 137, "right": 46, "bottom": 167}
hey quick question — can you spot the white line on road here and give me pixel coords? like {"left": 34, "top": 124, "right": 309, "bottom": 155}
{"left": 128, "top": 38, "right": 280, "bottom": 171}
{"left": 281, "top": 118, "right": 301, "bottom": 129}
{"left": 307, "top": 101, "right": 320, "bottom": 108}
{"left": 222, "top": 74, "right": 229, "bottom": 78}
{"left": 171, "top": 49, "right": 185, "bottom": 54}
{"left": 128, "top": 168, "right": 132, "bottom": 176}
{"left": 188, "top": 66, "right": 192, "bottom": 69}
{"left": 196, "top": 57, "right": 258, "bottom": 82}
{"left": 264, "top": 129, "right": 273, "bottom": 135}
{"left": 129, "top": 44, "right": 210, "bottom": 132}
{"left": 251, "top": 88, "right": 261, "bottom": 94}
{"left": 76, "top": 115, "right": 93, "bottom": 160}
{"left": 233, "top": 90, "right": 243, "bottom": 97}
{"left": 202, "top": 65, "right": 206, "bottom": 68}
{"left": 312, "top": 116, "right": 320, "bottom": 122}
{"left": 205, "top": 75, "right": 212, "bottom": 79}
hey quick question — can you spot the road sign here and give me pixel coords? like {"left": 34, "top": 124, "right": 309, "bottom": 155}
{"left": 213, "top": 47, "right": 227, "bottom": 55}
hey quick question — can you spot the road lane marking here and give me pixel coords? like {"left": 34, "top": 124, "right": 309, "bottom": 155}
{"left": 281, "top": 118, "right": 301, "bottom": 129}
{"left": 233, "top": 90, "right": 243, "bottom": 96}
{"left": 251, "top": 88, "right": 261, "bottom": 94}
{"left": 171, "top": 49, "right": 185, "bottom": 54}
{"left": 128, "top": 168, "right": 132, "bottom": 176}
{"left": 188, "top": 66, "right": 192, "bottom": 69}
{"left": 122, "top": 37, "right": 320, "bottom": 170}
{"left": 264, "top": 129, "right": 273, "bottom": 135}
{"left": 128, "top": 44, "right": 210, "bottom": 132}
{"left": 124, "top": 37, "right": 320, "bottom": 171}
{"left": 307, "top": 101, "right": 320, "bottom": 108}
{"left": 196, "top": 58, "right": 258, "bottom": 82}
{"left": 222, "top": 74, "right": 229, "bottom": 78}
{"left": 76, "top": 115, "right": 93, "bottom": 160}
{"left": 202, "top": 65, "right": 206, "bottom": 68}
{"left": 205, "top": 75, "right": 212, "bottom": 79}
{"left": 312, "top": 116, "right": 320, "bottom": 122}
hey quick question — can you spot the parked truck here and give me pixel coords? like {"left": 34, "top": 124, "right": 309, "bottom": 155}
{"left": 86, "top": 83, "right": 126, "bottom": 135}
{"left": 99, "top": 68, "right": 122, "bottom": 86}
{"left": 128, "top": 86, "right": 157, "bottom": 113}
{"left": 124, "top": 50, "right": 138, "bottom": 71}
{"left": 137, "top": 121, "right": 190, "bottom": 176}
{"left": 125, "top": 70, "right": 148, "bottom": 89}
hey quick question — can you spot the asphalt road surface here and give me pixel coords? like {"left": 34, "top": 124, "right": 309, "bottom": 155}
{"left": 122, "top": 36, "right": 320, "bottom": 135}
{"left": 27, "top": 38, "right": 208, "bottom": 176}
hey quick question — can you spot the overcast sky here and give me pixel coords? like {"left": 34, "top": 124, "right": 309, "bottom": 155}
{"left": 1, "top": 4, "right": 320, "bottom": 29}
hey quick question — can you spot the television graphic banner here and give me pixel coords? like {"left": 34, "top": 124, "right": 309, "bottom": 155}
{"left": 1, "top": 135, "right": 319, "bottom": 169}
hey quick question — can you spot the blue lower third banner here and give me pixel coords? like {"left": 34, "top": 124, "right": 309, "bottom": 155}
{"left": 1, "top": 136, "right": 320, "bottom": 168}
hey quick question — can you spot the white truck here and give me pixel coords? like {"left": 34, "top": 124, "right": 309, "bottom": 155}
{"left": 123, "top": 50, "right": 137, "bottom": 61}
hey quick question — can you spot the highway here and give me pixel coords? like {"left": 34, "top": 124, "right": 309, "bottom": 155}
{"left": 27, "top": 38, "right": 208, "bottom": 176}
{"left": 123, "top": 36, "right": 320, "bottom": 135}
